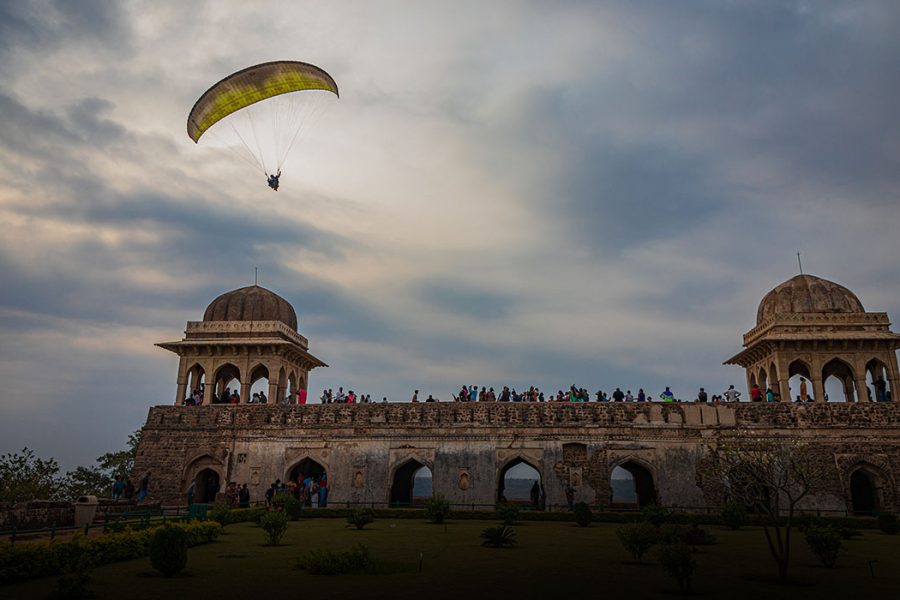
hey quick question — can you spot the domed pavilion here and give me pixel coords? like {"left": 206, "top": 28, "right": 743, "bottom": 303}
{"left": 725, "top": 274, "right": 900, "bottom": 403}
{"left": 157, "top": 285, "right": 327, "bottom": 405}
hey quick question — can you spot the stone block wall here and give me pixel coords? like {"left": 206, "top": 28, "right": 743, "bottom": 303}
{"left": 133, "top": 403, "right": 900, "bottom": 513}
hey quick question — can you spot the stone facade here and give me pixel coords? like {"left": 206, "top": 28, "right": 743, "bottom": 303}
{"left": 133, "top": 402, "right": 900, "bottom": 513}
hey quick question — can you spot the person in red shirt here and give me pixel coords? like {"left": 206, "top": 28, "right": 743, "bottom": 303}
{"left": 750, "top": 384, "right": 763, "bottom": 402}
{"left": 297, "top": 388, "right": 307, "bottom": 405}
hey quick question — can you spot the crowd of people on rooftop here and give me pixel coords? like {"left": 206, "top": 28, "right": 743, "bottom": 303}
{"left": 184, "top": 375, "right": 892, "bottom": 406}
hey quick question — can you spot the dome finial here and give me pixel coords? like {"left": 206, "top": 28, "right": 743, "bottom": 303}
{"left": 797, "top": 251, "right": 803, "bottom": 275}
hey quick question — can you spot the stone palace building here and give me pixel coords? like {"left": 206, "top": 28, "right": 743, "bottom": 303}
{"left": 133, "top": 275, "right": 900, "bottom": 513}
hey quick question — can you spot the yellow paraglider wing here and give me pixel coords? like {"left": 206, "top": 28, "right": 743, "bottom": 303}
{"left": 187, "top": 60, "right": 339, "bottom": 143}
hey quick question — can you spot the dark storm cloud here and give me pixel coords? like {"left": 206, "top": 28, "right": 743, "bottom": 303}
{"left": 0, "top": 0, "right": 129, "bottom": 62}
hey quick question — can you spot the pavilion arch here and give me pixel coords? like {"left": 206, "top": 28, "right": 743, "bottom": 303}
{"left": 788, "top": 360, "right": 812, "bottom": 401}
{"left": 249, "top": 363, "right": 270, "bottom": 402}
{"left": 182, "top": 454, "right": 225, "bottom": 503}
{"left": 821, "top": 357, "right": 858, "bottom": 402}
{"left": 865, "top": 358, "right": 893, "bottom": 402}
{"left": 610, "top": 457, "right": 657, "bottom": 508}
{"left": 389, "top": 458, "right": 434, "bottom": 507}
{"left": 184, "top": 362, "right": 206, "bottom": 403}
{"left": 212, "top": 363, "right": 241, "bottom": 403}
{"left": 757, "top": 367, "right": 768, "bottom": 391}
{"left": 847, "top": 462, "right": 887, "bottom": 514}
{"left": 497, "top": 456, "right": 543, "bottom": 508}
{"left": 287, "top": 370, "right": 298, "bottom": 402}
{"left": 285, "top": 456, "right": 328, "bottom": 485}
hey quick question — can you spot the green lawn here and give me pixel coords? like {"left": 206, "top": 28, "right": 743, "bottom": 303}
{"left": 5, "top": 519, "right": 899, "bottom": 599}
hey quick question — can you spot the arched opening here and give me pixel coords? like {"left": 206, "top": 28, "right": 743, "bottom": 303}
{"left": 850, "top": 470, "right": 878, "bottom": 514}
{"left": 185, "top": 363, "right": 206, "bottom": 405}
{"left": 249, "top": 363, "right": 270, "bottom": 404}
{"left": 287, "top": 371, "right": 297, "bottom": 403}
{"left": 757, "top": 367, "right": 768, "bottom": 395}
{"left": 788, "top": 360, "right": 812, "bottom": 402}
{"left": 289, "top": 458, "right": 328, "bottom": 507}
{"left": 498, "top": 458, "right": 543, "bottom": 509}
{"left": 212, "top": 363, "right": 241, "bottom": 404}
{"left": 865, "top": 359, "right": 892, "bottom": 402}
{"left": 822, "top": 358, "right": 858, "bottom": 403}
{"left": 390, "top": 459, "right": 433, "bottom": 507}
{"left": 611, "top": 461, "right": 656, "bottom": 508}
{"left": 193, "top": 468, "right": 221, "bottom": 504}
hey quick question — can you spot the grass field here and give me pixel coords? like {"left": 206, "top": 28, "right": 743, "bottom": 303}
{"left": 4, "top": 518, "right": 899, "bottom": 599}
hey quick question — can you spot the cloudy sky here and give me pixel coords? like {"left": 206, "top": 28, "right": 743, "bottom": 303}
{"left": 1, "top": 1, "right": 899, "bottom": 469}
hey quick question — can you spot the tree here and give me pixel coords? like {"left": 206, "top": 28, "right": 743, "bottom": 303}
{"left": 701, "top": 440, "right": 831, "bottom": 583}
{"left": 0, "top": 448, "right": 62, "bottom": 504}
{"left": 60, "top": 430, "right": 142, "bottom": 500}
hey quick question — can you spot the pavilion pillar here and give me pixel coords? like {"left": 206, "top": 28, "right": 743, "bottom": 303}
{"left": 240, "top": 381, "right": 252, "bottom": 404}
{"left": 778, "top": 378, "right": 791, "bottom": 403}
{"left": 175, "top": 381, "right": 187, "bottom": 406}
{"left": 812, "top": 377, "right": 826, "bottom": 403}
{"left": 268, "top": 379, "right": 280, "bottom": 404}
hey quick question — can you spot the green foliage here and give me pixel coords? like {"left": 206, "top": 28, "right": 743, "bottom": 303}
{"left": 149, "top": 525, "right": 188, "bottom": 577}
{"left": 641, "top": 505, "right": 672, "bottom": 528}
{"left": 804, "top": 526, "right": 842, "bottom": 568}
{"left": 260, "top": 510, "right": 289, "bottom": 546}
{"left": 839, "top": 526, "right": 862, "bottom": 540}
{"left": 273, "top": 493, "right": 303, "bottom": 521}
{"left": 721, "top": 501, "right": 748, "bottom": 530}
{"left": 55, "top": 549, "right": 93, "bottom": 600}
{"left": 297, "top": 544, "right": 371, "bottom": 575}
{"left": 209, "top": 502, "right": 232, "bottom": 525}
{"left": 683, "top": 524, "right": 716, "bottom": 546}
{"left": 424, "top": 493, "right": 451, "bottom": 524}
{"left": 658, "top": 543, "right": 696, "bottom": 592}
{"left": 480, "top": 525, "right": 517, "bottom": 548}
{"left": 877, "top": 513, "right": 898, "bottom": 535}
{"left": 346, "top": 509, "right": 375, "bottom": 530}
{"left": 496, "top": 504, "right": 520, "bottom": 526}
{"left": 616, "top": 522, "right": 656, "bottom": 562}
{"left": 0, "top": 521, "right": 221, "bottom": 585}
{"left": 573, "top": 502, "right": 592, "bottom": 527}
{"left": 0, "top": 447, "right": 63, "bottom": 503}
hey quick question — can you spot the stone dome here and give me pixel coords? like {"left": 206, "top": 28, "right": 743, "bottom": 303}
{"left": 203, "top": 285, "right": 298, "bottom": 330}
{"left": 756, "top": 274, "right": 864, "bottom": 324}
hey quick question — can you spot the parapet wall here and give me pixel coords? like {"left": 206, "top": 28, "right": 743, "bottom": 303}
{"left": 134, "top": 403, "right": 900, "bottom": 512}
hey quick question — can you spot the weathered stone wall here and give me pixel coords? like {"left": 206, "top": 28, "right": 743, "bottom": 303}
{"left": 0, "top": 502, "right": 74, "bottom": 530}
{"left": 133, "top": 403, "right": 900, "bottom": 512}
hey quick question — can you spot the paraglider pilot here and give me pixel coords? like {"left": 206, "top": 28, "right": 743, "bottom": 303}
{"left": 267, "top": 169, "right": 281, "bottom": 191}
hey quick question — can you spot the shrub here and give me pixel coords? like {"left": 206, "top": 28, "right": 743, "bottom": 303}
{"left": 878, "top": 513, "right": 898, "bottom": 535}
{"left": 480, "top": 525, "right": 517, "bottom": 548}
{"left": 642, "top": 505, "right": 672, "bottom": 528}
{"left": 149, "top": 525, "right": 188, "bottom": 577}
{"left": 346, "top": 509, "right": 375, "bottom": 530}
{"left": 616, "top": 522, "right": 656, "bottom": 562}
{"left": 839, "top": 526, "right": 862, "bottom": 540}
{"left": 273, "top": 493, "right": 304, "bottom": 521}
{"left": 298, "top": 544, "right": 371, "bottom": 575}
{"left": 56, "top": 550, "right": 93, "bottom": 600}
{"left": 573, "top": 502, "right": 593, "bottom": 527}
{"left": 209, "top": 501, "right": 232, "bottom": 526}
{"left": 682, "top": 524, "right": 717, "bottom": 546}
{"left": 796, "top": 514, "right": 828, "bottom": 532}
{"left": 0, "top": 521, "right": 220, "bottom": 586}
{"left": 721, "top": 501, "right": 748, "bottom": 530}
{"left": 658, "top": 524, "right": 686, "bottom": 545}
{"left": 496, "top": 504, "right": 520, "bottom": 526}
{"left": 804, "top": 526, "right": 842, "bottom": 568}
{"left": 424, "top": 493, "right": 451, "bottom": 524}
{"left": 658, "top": 543, "right": 696, "bottom": 592}
{"left": 260, "top": 510, "right": 289, "bottom": 546}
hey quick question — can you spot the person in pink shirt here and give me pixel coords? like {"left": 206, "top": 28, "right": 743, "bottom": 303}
{"left": 297, "top": 388, "right": 307, "bottom": 405}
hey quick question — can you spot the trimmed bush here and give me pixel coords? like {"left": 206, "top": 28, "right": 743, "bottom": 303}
{"left": 298, "top": 544, "right": 371, "bottom": 575}
{"left": 424, "top": 493, "right": 451, "bottom": 524}
{"left": 642, "top": 505, "right": 672, "bottom": 528}
{"left": 273, "top": 493, "right": 304, "bottom": 521}
{"left": 804, "top": 526, "right": 842, "bottom": 568}
{"left": 496, "top": 504, "right": 520, "bottom": 526}
{"left": 682, "top": 524, "right": 717, "bottom": 546}
{"left": 149, "top": 525, "right": 188, "bottom": 577}
{"left": 480, "top": 525, "right": 517, "bottom": 548}
{"left": 0, "top": 521, "right": 221, "bottom": 586}
{"left": 658, "top": 543, "right": 696, "bottom": 592}
{"left": 209, "top": 502, "right": 232, "bottom": 526}
{"left": 573, "top": 502, "right": 593, "bottom": 528}
{"left": 208, "top": 505, "right": 267, "bottom": 526}
{"left": 346, "top": 509, "right": 375, "bottom": 530}
{"left": 721, "top": 501, "right": 748, "bottom": 530}
{"left": 260, "top": 510, "right": 289, "bottom": 546}
{"left": 878, "top": 513, "right": 898, "bottom": 535}
{"left": 616, "top": 522, "right": 656, "bottom": 562}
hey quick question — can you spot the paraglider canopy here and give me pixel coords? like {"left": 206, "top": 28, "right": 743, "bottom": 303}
{"left": 187, "top": 61, "right": 339, "bottom": 143}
